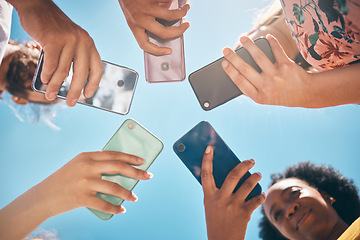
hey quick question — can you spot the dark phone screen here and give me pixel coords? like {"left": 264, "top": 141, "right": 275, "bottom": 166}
{"left": 173, "top": 121, "right": 262, "bottom": 201}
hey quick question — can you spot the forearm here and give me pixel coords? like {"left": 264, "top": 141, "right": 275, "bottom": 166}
{"left": 0, "top": 184, "right": 51, "bottom": 240}
{"left": 308, "top": 63, "right": 360, "bottom": 108}
{"left": 5, "top": 0, "right": 42, "bottom": 12}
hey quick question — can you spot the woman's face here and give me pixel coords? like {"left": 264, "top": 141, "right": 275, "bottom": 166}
{"left": 263, "top": 178, "right": 340, "bottom": 240}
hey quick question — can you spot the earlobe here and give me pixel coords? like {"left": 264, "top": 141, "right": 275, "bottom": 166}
{"left": 12, "top": 96, "right": 28, "bottom": 105}
{"left": 319, "top": 190, "right": 336, "bottom": 205}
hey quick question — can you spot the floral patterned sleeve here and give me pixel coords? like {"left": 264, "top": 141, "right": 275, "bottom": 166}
{"left": 280, "top": 0, "right": 360, "bottom": 70}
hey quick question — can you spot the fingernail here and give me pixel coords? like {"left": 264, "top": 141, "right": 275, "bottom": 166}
{"left": 144, "top": 172, "right": 153, "bottom": 179}
{"left": 222, "top": 60, "right": 228, "bottom": 68}
{"left": 256, "top": 172, "right": 262, "bottom": 178}
{"left": 132, "top": 192, "right": 138, "bottom": 202}
{"left": 240, "top": 36, "right": 249, "bottom": 44}
{"left": 164, "top": 49, "right": 172, "bottom": 55}
{"left": 261, "top": 192, "right": 266, "bottom": 198}
{"left": 136, "top": 157, "right": 144, "bottom": 164}
{"left": 48, "top": 93, "right": 56, "bottom": 100}
{"left": 205, "top": 146, "right": 212, "bottom": 154}
{"left": 223, "top": 48, "right": 230, "bottom": 56}
{"left": 183, "top": 22, "right": 190, "bottom": 29}
{"left": 71, "top": 99, "right": 77, "bottom": 106}
{"left": 249, "top": 159, "right": 255, "bottom": 165}
{"left": 121, "top": 206, "right": 127, "bottom": 213}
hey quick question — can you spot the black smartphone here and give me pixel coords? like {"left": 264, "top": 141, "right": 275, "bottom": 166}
{"left": 32, "top": 51, "right": 138, "bottom": 115}
{"left": 173, "top": 121, "right": 262, "bottom": 201}
{"left": 188, "top": 38, "right": 275, "bottom": 111}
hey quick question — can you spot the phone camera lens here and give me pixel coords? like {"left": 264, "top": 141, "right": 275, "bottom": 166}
{"left": 127, "top": 122, "right": 134, "bottom": 129}
{"left": 203, "top": 101, "right": 210, "bottom": 108}
{"left": 177, "top": 143, "right": 185, "bottom": 152}
{"left": 161, "top": 62, "right": 169, "bottom": 71}
{"left": 117, "top": 80, "right": 125, "bottom": 87}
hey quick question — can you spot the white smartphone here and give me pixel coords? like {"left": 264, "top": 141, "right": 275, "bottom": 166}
{"left": 32, "top": 51, "right": 139, "bottom": 115}
{"left": 144, "top": 0, "right": 186, "bottom": 83}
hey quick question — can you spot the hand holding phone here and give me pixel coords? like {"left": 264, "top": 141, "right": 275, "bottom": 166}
{"left": 189, "top": 38, "right": 275, "bottom": 110}
{"left": 89, "top": 119, "right": 164, "bottom": 220}
{"left": 202, "top": 146, "right": 265, "bottom": 240}
{"left": 118, "top": 0, "right": 190, "bottom": 56}
{"left": 8, "top": 0, "right": 103, "bottom": 106}
{"left": 0, "top": 150, "right": 151, "bottom": 240}
{"left": 32, "top": 51, "right": 138, "bottom": 115}
{"left": 144, "top": 0, "right": 187, "bottom": 83}
{"left": 173, "top": 121, "right": 262, "bottom": 201}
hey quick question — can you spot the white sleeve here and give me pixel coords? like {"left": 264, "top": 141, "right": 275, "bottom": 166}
{"left": 0, "top": 1, "right": 13, "bottom": 64}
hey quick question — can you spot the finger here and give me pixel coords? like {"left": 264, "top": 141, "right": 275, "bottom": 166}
{"left": 266, "top": 34, "right": 291, "bottom": 64}
{"left": 244, "top": 192, "right": 266, "bottom": 212}
{"left": 83, "top": 43, "right": 103, "bottom": 98}
{"left": 44, "top": 46, "right": 74, "bottom": 101}
{"left": 41, "top": 44, "right": 63, "bottom": 84}
{"left": 83, "top": 151, "right": 144, "bottom": 165}
{"left": 201, "top": 146, "right": 216, "bottom": 196}
{"left": 65, "top": 37, "right": 93, "bottom": 107}
{"left": 234, "top": 171, "right": 262, "bottom": 202}
{"left": 86, "top": 195, "right": 126, "bottom": 215}
{"left": 219, "top": 159, "right": 255, "bottom": 195}
{"left": 92, "top": 160, "right": 153, "bottom": 180}
{"left": 92, "top": 178, "right": 138, "bottom": 202}
{"left": 221, "top": 57, "right": 258, "bottom": 98}
{"left": 145, "top": 19, "right": 189, "bottom": 39}
{"left": 133, "top": 27, "right": 172, "bottom": 55}
{"left": 239, "top": 36, "right": 275, "bottom": 74}
{"left": 150, "top": 3, "right": 190, "bottom": 21}
{"left": 223, "top": 46, "right": 261, "bottom": 84}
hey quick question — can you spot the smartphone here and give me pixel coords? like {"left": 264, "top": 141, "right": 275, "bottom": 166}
{"left": 173, "top": 121, "right": 261, "bottom": 201}
{"left": 32, "top": 51, "right": 138, "bottom": 115}
{"left": 188, "top": 38, "right": 275, "bottom": 111}
{"left": 144, "top": 0, "right": 186, "bottom": 83}
{"left": 88, "top": 119, "right": 164, "bottom": 220}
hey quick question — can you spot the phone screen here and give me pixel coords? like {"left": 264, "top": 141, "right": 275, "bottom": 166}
{"left": 188, "top": 38, "right": 275, "bottom": 111}
{"left": 32, "top": 51, "right": 138, "bottom": 115}
{"left": 173, "top": 121, "right": 262, "bottom": 201}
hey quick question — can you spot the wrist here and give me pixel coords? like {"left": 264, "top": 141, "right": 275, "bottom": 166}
{"left": 301, "top": 71, "right": 319, "bottom": 108}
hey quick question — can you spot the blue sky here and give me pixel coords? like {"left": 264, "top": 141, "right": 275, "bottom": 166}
{"left": 1, "top": 0, "right": 360, "bottom": 239}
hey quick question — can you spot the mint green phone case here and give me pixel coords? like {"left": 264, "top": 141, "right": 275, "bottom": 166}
{"left": 88, "top": 119, "right": 164, "bottom": 220}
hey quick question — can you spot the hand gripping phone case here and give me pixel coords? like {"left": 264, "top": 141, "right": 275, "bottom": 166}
{"left": 173, "top": 121, "right": 261, "bottom": 201}
{"left": 32, "top": 51, "right": 138, "bottom": 115}
{"left": 188, "top": 38, "right": 275, "bottom": 111}
{"left": 88, "top": 119, "right": 164, "bottom": 220}
{"left": 144, "top": 0, "right": 186, "bottom": 83}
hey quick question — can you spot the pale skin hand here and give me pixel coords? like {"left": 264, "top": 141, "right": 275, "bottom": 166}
{"left": 0, "top": 151, "right": 153, "bottom": 240}
{"left": 201, "top": 146, "right": 265, "bottom": 240}
{"left": 118, "top": 0, "right": 190, "bottom": 55}
{"left": 222, "top": 34, "right": 360, "bottom": 108}
{"left": 6, "top": 0, "right": 103, "bottom": 107}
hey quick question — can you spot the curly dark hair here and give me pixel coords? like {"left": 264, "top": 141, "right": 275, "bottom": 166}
{"left": 5, "top": 43, "right": 39, "bottom": 99}
{"left": 259, "top": 161, "right": 360, "bottom": 240}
